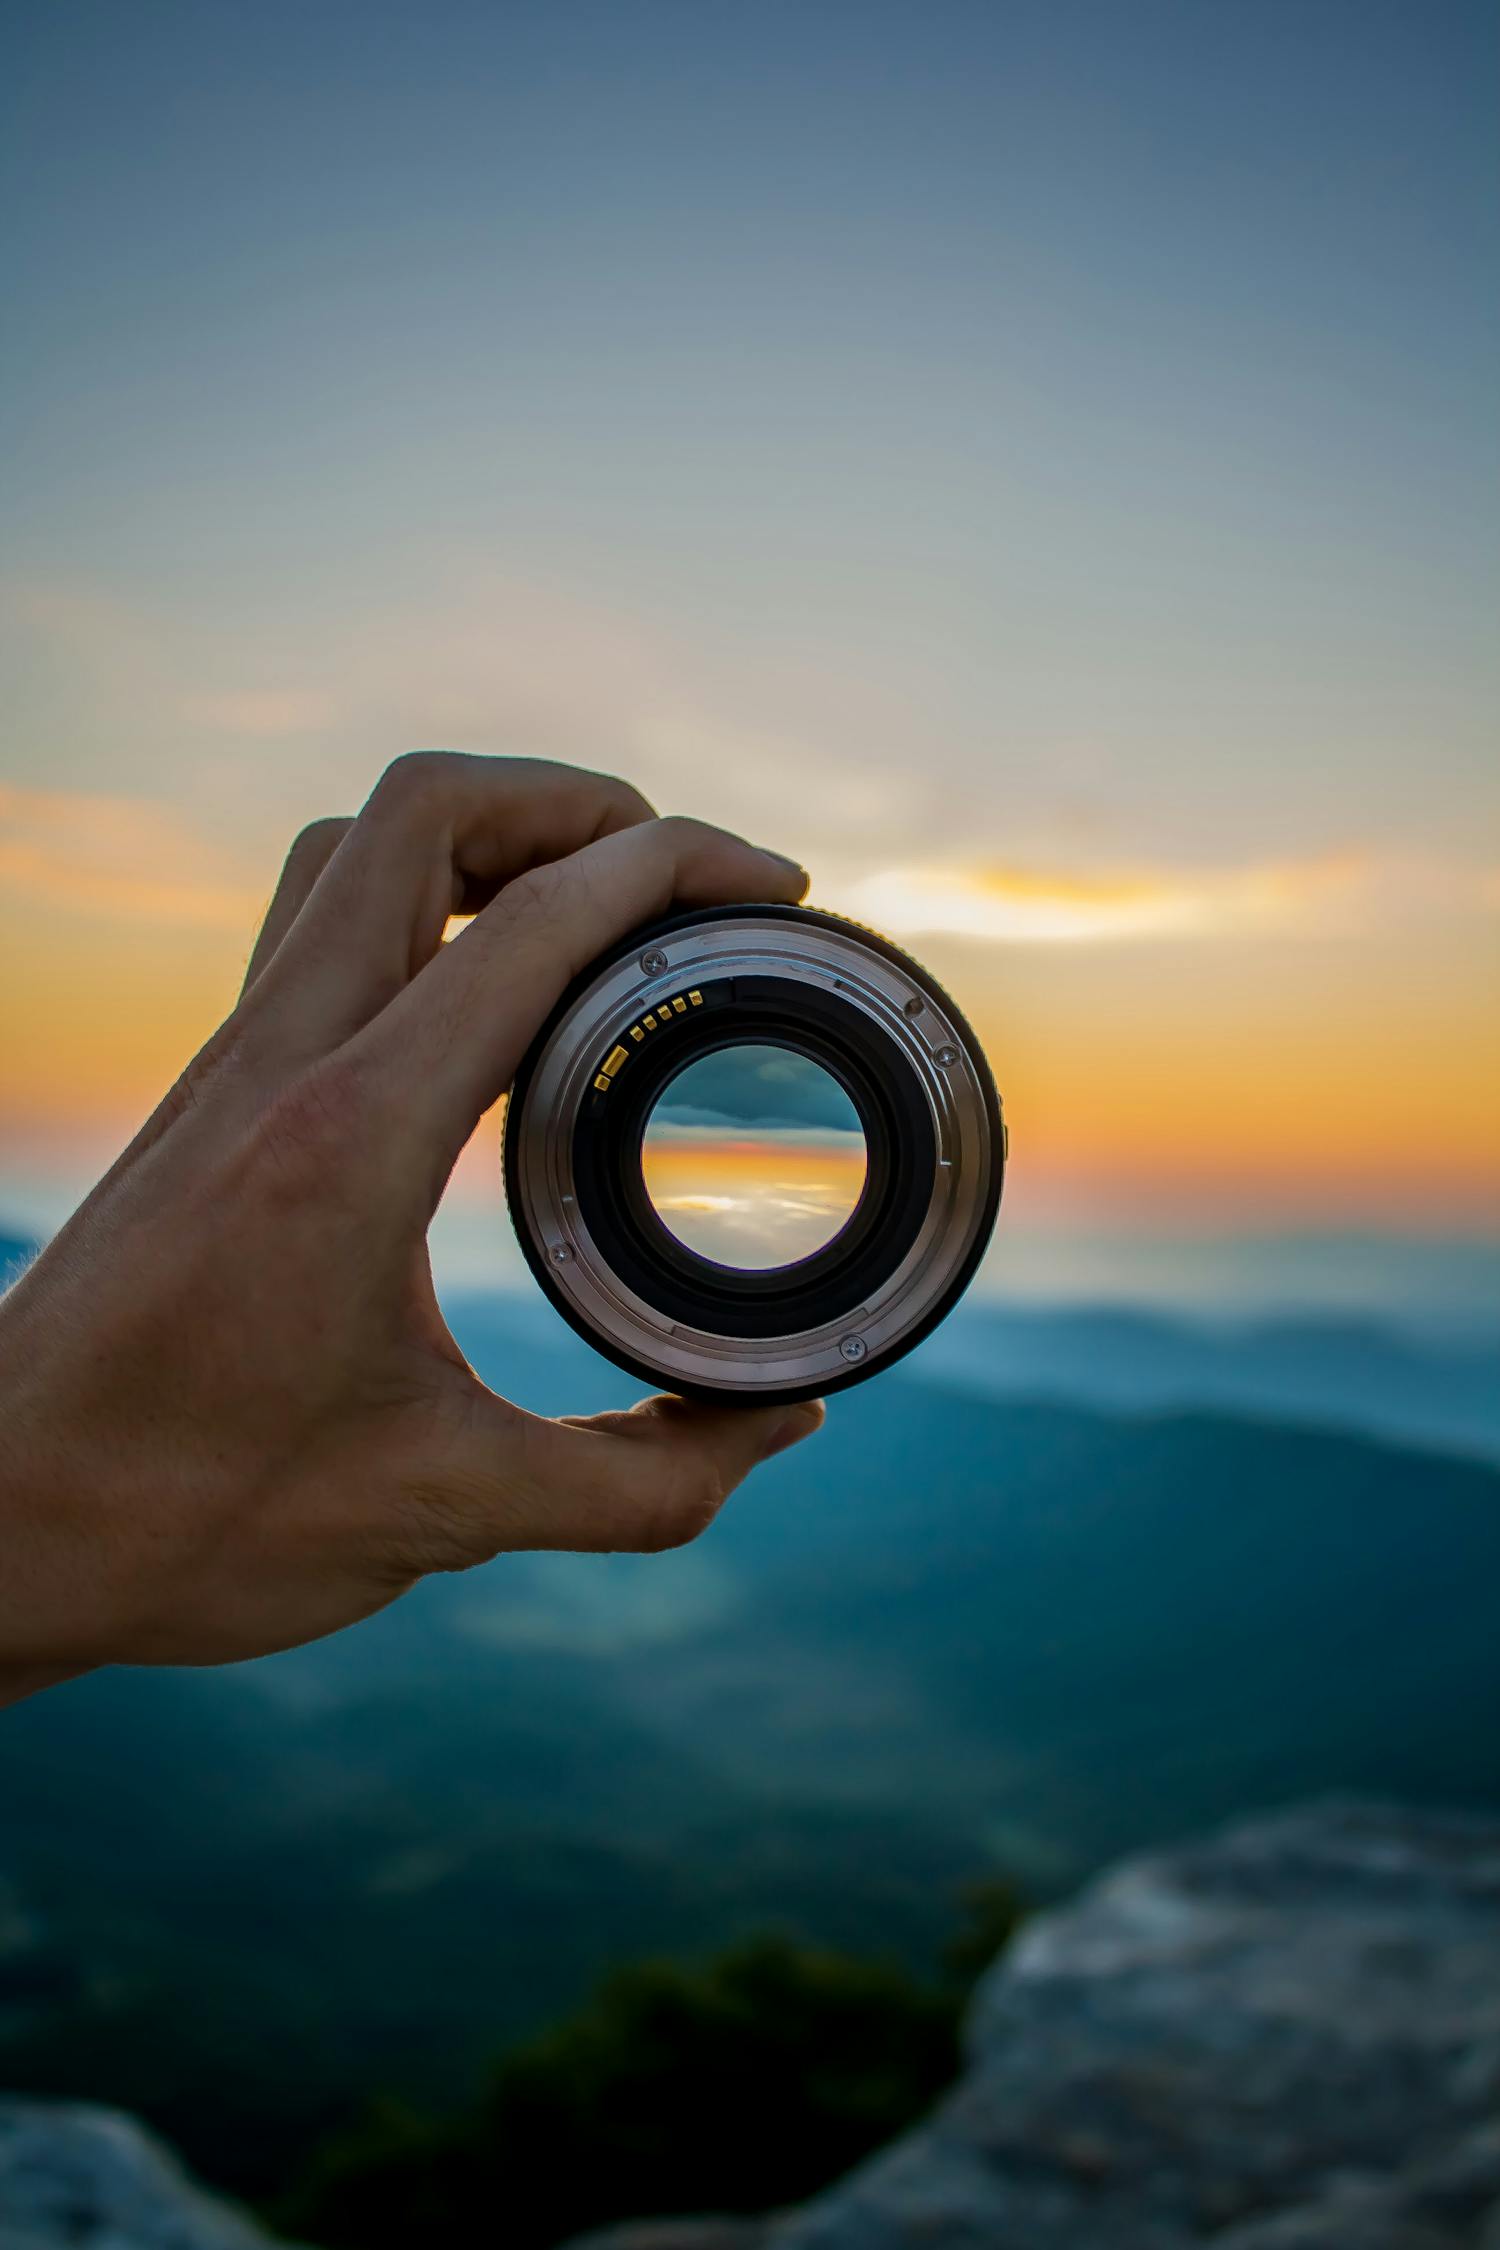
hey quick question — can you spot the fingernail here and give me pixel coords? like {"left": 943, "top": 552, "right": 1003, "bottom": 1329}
{"left": 757, "top": 846, "right": 807, "bottom": 879}
{"left": 759, "top": 1402, "right": 825, "bottom": 1460}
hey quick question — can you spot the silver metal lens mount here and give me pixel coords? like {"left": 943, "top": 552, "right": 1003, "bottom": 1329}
{"left": 502, "top": 903, "right": 1005, "bottom": 1403}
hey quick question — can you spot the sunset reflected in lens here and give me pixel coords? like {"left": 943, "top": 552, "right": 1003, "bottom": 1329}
{"left": 641, "top": 1045, "right": 866, "bottom": 1269}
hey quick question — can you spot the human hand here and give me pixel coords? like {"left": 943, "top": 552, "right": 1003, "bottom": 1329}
{"left": 0, "top": 756, "right": 822, "bottom": 1704}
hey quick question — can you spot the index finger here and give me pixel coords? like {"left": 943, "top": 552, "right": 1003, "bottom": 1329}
{"left": 356, "top": 814, "right": 808, "bottom": 1171}
{"left": 243, "top": 754, "right": 657, "bottom": 1062}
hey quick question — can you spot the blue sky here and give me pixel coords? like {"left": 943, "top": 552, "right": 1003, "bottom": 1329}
{"left": 6, "top": 0, "right": 1494, "bottom": 856}
{"left": 1, "top": 0, "right": 1496, "bottom": 1306}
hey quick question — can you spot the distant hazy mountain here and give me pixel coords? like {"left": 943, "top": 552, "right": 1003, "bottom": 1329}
{"left": 4, "top": 1219, "right": 1494, "bottom": 1454}
{"left": 902, "top": 1298, "right": 1500, "bottom": 1463}
{"left": 1, "top": 1289, "right": 1496, "bottom": 2200}
{"left": 441, "top": 1282, "right": 1500, "bottom": 1459}
{"left": 607, "top": 1385, "right": 1500, "bottom": 1874}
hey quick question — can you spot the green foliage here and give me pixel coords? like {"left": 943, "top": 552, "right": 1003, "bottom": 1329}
{"left": 278, "top": 1928, "right": 995, "bottom": 2249}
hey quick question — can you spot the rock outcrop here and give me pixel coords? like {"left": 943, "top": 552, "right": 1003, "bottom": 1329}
{"left": 0, "top": 2098, "right": 296, "bottom": 2250}
{"left": 4, "top": 1803, "right": 1498, "bottom": 2249}
{"left": 569, "top": 1801, "right": 1500, "bottom": 2249}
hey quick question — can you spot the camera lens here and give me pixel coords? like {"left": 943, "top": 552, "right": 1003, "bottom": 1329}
{"left": 503, "top": 904, "right": 1004, "bottom": 1403}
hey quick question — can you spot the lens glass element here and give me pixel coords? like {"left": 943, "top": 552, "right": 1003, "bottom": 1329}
{"left": 640, "top": 1042, "right": 867, "bottom": 1270}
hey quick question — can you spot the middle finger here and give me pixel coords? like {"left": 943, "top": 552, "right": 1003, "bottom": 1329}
{"left": 241, "top": 754, "right": 655, "bottom": 1062}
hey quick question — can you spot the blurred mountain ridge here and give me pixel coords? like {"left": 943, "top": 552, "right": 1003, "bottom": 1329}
{"left": 441, "top": 1281, "right": 1500, "bottom": 1464}
{"left": 5, "top": 1217, "right": 1496, "bottom": 1459}
{"left": 2, "top": 1333, "right": 1497, "bottom": 2195}
{"left": 3, "top": 1251, "right": 1498, "bottom": 2199}
{"left": 904, "top": 1295, "right": 1500, "bottom": 1462}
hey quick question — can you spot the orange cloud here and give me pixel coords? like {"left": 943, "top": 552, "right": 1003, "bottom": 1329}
{"left": 1, "top": 779, "right": 1495, "bottom": 1245}
{"left": 641, "top": 1131, "right": 868, "bottom": 1266}
{"left": 0, "top": 783, "right": 263, "bottom": 928}
{"left": 838, "top": 853, "right": 1381, "bottom": 944}
{"left": 835, "top": 850, "right": 1500, "bottom": 946}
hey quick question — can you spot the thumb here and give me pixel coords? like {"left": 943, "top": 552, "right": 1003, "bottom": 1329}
{"left": 395, "top": 1386, "right": 825, "bottom": 1570}
{"left": 556, "top": 1393, "right": 827, "bottom": 1551}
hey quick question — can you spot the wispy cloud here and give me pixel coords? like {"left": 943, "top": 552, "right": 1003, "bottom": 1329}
{"left": 833, "top": 852, "right": 1497, "bottom": 944}
{"left": 181, "top": 690, "right": 340, "bottom": 739}
{"left": 0, "top": 784, "right": 262, "bottom": 927}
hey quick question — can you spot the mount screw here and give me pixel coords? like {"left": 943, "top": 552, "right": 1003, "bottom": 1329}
{"left": 549, "top": 1243, "right": 574, "bottom": 1266}
{"left": 639, "top": 949, "right": 668, "bottom": 976}
{"left": 903, "top": 996, "right": 924, "bottom": 1017}
{"left": 838, "top": 1335, "right": 867, "bottom": 1363}
{"left": 934, "top": 1044, "right": 960, "bottom": 1068}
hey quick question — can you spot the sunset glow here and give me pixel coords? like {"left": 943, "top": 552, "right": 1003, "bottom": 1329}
{"left": 641, "top": 1131, "right": 869, "bottom": 1268}
{"left": 1, "top": 810, "right": 1496, "bottom": 1251}
{"left": 841, "top": 854, "right": 1380, "bottom": 945}
{"left": 2, "top": 0, "right": 1495, "bottom": 1308}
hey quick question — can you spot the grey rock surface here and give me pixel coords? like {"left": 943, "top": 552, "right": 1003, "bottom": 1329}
{"left": 0, "top": 2098, "right": 295, "bottom": 2250}
{"left": 572, "top": 1802, "right": 1500, "bottom": 2250}
{"left": 5, "top": 1804, "right": 1498, "bottom": 2248}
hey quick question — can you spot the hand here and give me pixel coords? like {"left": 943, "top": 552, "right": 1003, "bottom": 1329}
{"left": 0, "top": 755, "right": 823, "bottom": 1704}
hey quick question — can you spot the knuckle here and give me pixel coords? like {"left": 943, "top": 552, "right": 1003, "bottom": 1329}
{"left": 285, "top": 819, "right": 350, "bottom": 868}
{"left": 501, "top": 857, "right": 574, "bottom": 925}
{"left": 650, "top": 813, "right": 716, "bottom": 865}
{"left": 507, "top": 758, "right": 652, "bottom": 829}
{"left": 652, "top": 812, "right": 700, "bottom": 849}
{"left": 289, "top": 816, "right": 350, "bottom": 864}
{"left": 592, "top": 770, "right": 655, "bottom": 827}
{"left": 371, "top": 750, "right": 462, "bottom": 817}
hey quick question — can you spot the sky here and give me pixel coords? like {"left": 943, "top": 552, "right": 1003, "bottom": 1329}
{"left": 643, "top": 1045, "right": 868, "bottom": 1267}
{"left": 1, "top": 0, "right": 1496, "bottom": 1316}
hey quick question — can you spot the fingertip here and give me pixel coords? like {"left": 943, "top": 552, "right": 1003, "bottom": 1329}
{"left": 614, "top": 1390, "right": 822, "bottom": 1467}
{"left": 753, "top": 846, "right": 810, "bottom": 900}
{"left": 756, "top": 1399, "right": 825, "bottom": 1461}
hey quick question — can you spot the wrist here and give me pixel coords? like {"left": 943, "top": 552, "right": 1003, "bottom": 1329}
{"left": 0, "top": 1263, "right": 129, "bottom": 1681}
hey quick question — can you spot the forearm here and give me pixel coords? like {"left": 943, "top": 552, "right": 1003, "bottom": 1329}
{"left": 0, "top": 1260, "right": 119, "bottom": 1696}
{"left": 0, "top": 1416, "right": 94, "bottom": 1704}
